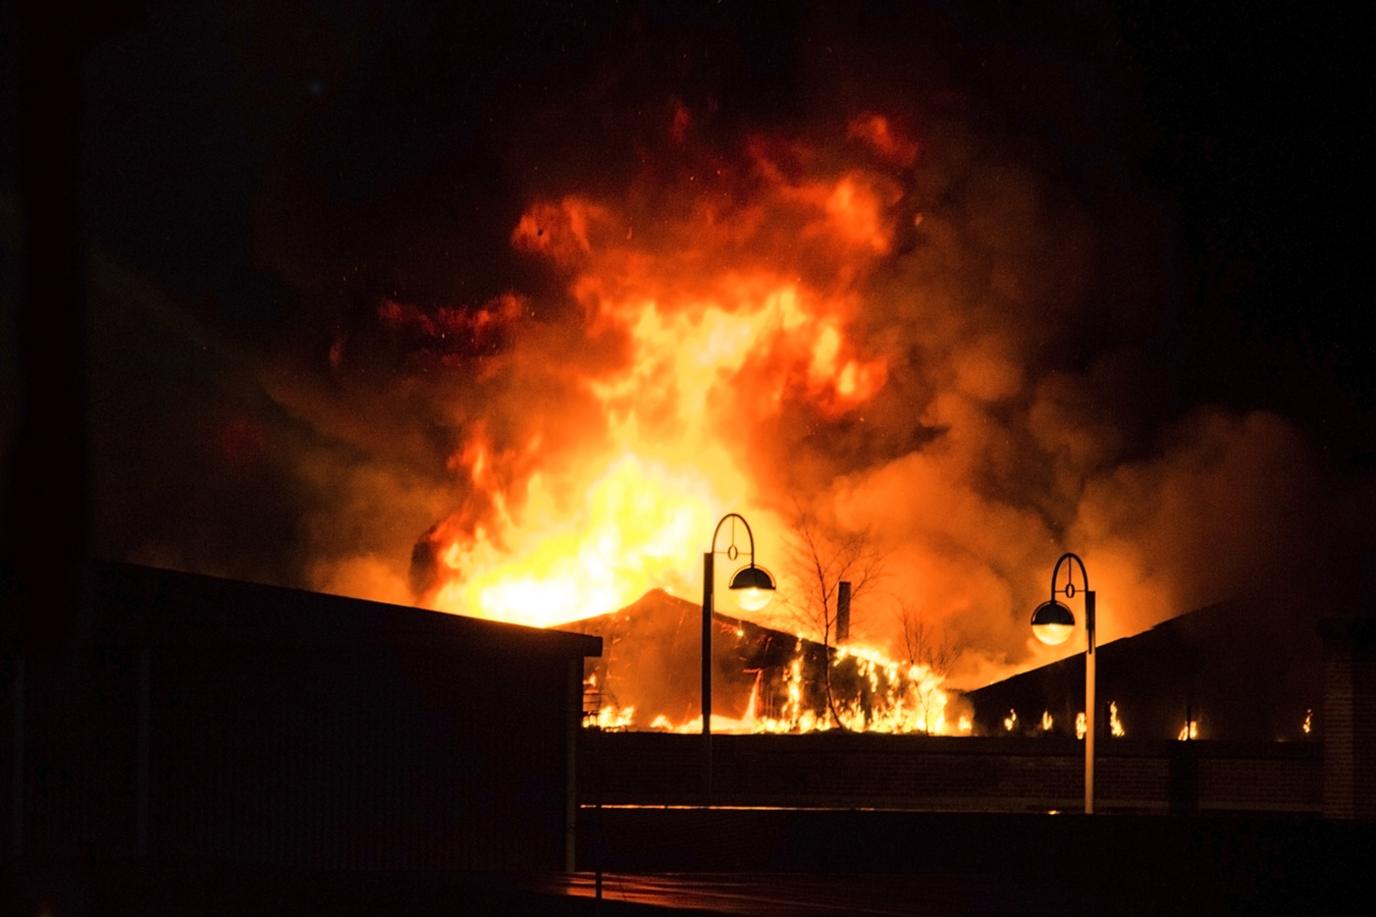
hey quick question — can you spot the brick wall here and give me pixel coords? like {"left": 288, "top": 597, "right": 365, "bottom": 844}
{"left": 580, "top": 732, "right": 1321, "bottom": 814}
{"left": 1320, "top": 618, "right": 1376, "bottom": 818}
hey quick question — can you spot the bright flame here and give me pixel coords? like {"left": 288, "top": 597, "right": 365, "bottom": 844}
{"left": 743, "top": 641, "right": 956, "bottom": 735}
{"left": 587, "top": 639, "right": 959, "bottom": 735}
{"left": 1109, "top": 701, "right": 1125, "bottom": 738}
{"left": 1302, "top": 709, "right": 1312, "bottom": 735}
{"left": 586, "top": 704, "right": 636, "bottom": 731}
{"left": 1177, "top": 720, "right": 1199, "bottom": 741}
{"left": 1075, "top": 711, "right": 1087, "bottom": 740}
{"left": 434, "top": 453, "right": 733, "bottom": 627}
{"left": 1003, "top": 709, "right": 1018, "bottom": 733}
{"left": 414, "top": 127, "right": 895, "bottom": 634}
{"left": 817, "top": 643, "right": 953, "bottom": 734}
{"left": 1041, "top": 710, "right": 1054, "bottom": 732}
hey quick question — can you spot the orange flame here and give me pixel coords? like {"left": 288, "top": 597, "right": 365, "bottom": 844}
{"left": 417, "top": 118, "right": 898, "bottom": 630}
{"left": 582, "top": 640, "right": 959, "bottom": 735}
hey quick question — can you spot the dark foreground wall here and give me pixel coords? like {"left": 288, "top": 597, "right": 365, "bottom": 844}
{"left": 580, "top": 732, "right": 1320, "bottom": 814}
{"left": 2, "top": 563, "right": 600, "bottom": 872}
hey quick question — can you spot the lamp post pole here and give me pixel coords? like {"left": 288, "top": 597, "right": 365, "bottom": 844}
{"left": 702, "top": 512, "right": 774, "bottom": 805}
{"left": 701, "top": 544, "right": 715, "bottom": 800}
{"left": 1031, "top": 552, "right": 1096, "bottom": 814}
{"left": 1081, "top": 584, "right": 1097, "bottom": 815}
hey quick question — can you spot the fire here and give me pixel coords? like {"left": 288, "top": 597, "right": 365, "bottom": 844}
{"left": 1003, "top": 709, "right": 1018, "bottom": 733}
{"left": 783, "top": 647, "right": 806, "bottom": 727}
{"left": 1302, "top": 709, "right": 1312, "bottom": 735}
{"left": 400, "top": 114, "right": 971, "bottom": 735}
{"left": 819, "top": 643, "right": 952, "bottom": 734}
{"left": 1075, "top": 712, "right": 1087, "bottom": 740}
{"left": 1178, "top": 720, "right": 1200, "bottom": 741}
{"left": 1041, "top": 710, "right": 1054, "bottom": 732}
{"left": 409, "top": 116, "right": 902, "bottom": 633}
{"left": 1109, "top": 701, "right": 1126, "bottom": 737}
{"left": 587, "top": 704, "right": 636, "bottom": 731}
{"left": 433, "top": 452, "right": 727, "bottom": 628}
{"left": 581, "top": 638, "right": 959, "bottom": 735}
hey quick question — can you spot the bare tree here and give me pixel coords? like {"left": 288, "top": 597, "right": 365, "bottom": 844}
{"left": 785, "top": 499, "right": 886, "bottom": 729}
{"left": 896, "top": 600, "right": 953, "bottom": 675}
{"left": 895, "top": 600, "right": 954, "bottom": 732}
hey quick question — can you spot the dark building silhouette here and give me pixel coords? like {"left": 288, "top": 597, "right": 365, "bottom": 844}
{"left": 2, "top": 562, "right": 600, "bottom": 872}
{"left": 1319, "top": 617, "right": 1376, "bottom": 819}
{"left": 569, "top": 589, "right": 828, "bottom": 727}
{"left": 965, "top": 598, "right": 1323, "bottom": 742}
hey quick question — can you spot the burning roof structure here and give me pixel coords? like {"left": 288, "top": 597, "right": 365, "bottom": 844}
{"left": 965, "top": 596, "right": 1324, "bottom": 742}
{"left": 566, "top": 589, "right": 963, "bottom": 735}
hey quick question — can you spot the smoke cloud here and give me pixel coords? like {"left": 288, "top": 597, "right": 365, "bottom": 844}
{"left": 74, "top": 2, "right": 1368, "bottom": 689}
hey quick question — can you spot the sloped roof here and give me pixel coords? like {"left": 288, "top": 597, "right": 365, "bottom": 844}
{"left": 82, "top": 561, "right": 602, "bottom": 658}
{"left": 564, "top": 589, "right": 827, "bottom": 723}
{"left": 964, "top": 598, "right": 1322, "bottom": 740}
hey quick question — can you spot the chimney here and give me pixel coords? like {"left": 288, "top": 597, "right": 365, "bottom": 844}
{"left": 836, "top": 581, "right": 852, "bottom": 644}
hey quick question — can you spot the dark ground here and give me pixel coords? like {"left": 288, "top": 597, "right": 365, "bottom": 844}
{"left": 5, "top": 810, "right": 1368, "bottom": 915}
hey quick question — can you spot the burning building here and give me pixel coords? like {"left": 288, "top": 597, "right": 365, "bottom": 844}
{"left": 569, "top": 588, "right": 961, "bottom": 735}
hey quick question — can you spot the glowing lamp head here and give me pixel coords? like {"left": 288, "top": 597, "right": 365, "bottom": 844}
{"left": 729, "top": 564, "right": 776, "bottom": 612}
{"left": 1030, "top": 599, "right": 1075, "bottom": 646}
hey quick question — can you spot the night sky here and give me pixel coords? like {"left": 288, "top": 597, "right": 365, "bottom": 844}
{"left": 4, "top": 1, "right": 1372, "bottom": 648}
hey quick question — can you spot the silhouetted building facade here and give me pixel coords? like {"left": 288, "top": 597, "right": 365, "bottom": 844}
{"left": 571, "top": 588, "right": 921, "bottom": 730}
{"left": 2, "top": 562, "right": 600, "bottom": 872}
{"left": 966, "top": 598, "right": 1323, "bottom": 743}
{"left": 569, "top": 589, "right": 828, "bottom": 726}
{"left": 1320, "top": 616, "right": 1376, "bottom": 819}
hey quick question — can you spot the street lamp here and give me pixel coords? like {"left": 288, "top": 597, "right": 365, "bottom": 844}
{"left": 702, "top": 512, "right": 775, "bottom": 802}
{"left": 1030, "top": 551, "right": 1097, "bottom": 814}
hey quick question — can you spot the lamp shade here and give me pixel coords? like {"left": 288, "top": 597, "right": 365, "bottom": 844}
{"left": 729, "top": 564, "right": 776, "bottom": 612}
{"left": 1030, "top": 599, "right": 1075, "bottom": 646}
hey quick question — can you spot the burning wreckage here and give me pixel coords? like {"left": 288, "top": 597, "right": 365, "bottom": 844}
{"left": 568, "top": 589, "right": 966, "bottom": 735}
